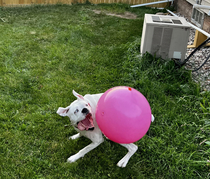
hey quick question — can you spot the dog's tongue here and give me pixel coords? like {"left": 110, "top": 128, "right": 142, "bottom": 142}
{"left": 77, "top": 114, "right": 94, "bottom": 131}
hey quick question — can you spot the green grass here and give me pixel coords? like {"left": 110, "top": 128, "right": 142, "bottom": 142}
{"left": 0, "top": 3, "right": 210, "bottom": 178}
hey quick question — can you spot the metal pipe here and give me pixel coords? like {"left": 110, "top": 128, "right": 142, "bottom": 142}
{"left": 131, "top": 0, "right": 173, "bottom": 8}
{"left": 166, "top": 9, "right": 178, "bottom": 17}
{"left": 166, "top": 9, "right": 210, "bottom": 37}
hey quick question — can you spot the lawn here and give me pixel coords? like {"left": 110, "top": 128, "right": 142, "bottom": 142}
{"left": 0, "top": 3, "right": 210, "bottom": 179}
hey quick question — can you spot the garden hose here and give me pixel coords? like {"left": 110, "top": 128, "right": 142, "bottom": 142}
{"left": 176, "top": 37, "right": 210, "bottom": 72}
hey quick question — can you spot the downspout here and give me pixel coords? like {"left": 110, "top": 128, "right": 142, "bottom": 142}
{"left": 130, "top": 0, "right": 173, "bottom": 8}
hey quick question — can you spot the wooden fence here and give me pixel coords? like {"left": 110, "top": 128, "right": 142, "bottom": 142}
{"left": 0, "top": 0, "right": 168, "bottom": 7}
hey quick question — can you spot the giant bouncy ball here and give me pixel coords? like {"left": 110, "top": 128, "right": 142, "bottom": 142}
{"left": 95, "top": 86, "right": 151, "bottom": 144}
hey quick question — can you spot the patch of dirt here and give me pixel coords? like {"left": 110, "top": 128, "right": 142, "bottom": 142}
{"left": 93, "top": 10, "right": 137, "bottom": 19}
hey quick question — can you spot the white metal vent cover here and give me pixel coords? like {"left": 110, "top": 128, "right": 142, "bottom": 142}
{"left": 191, "top": 7, "right": 204, "bottom": 28}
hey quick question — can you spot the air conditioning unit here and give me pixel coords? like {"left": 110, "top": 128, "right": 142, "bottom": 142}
{"left": 141, "top": 14, "right": 191, "bottom": 62}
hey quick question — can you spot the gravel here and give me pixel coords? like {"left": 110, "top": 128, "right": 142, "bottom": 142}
{"left": 165, "top": 12, "right": 210, "bottom": 91}
{"left": 185, "top": 28, "right": 210, "bottom": 91}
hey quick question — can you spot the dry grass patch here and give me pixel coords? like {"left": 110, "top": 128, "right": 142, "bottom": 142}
{"left": 93, "top": 9, "right": 137, "bottom": 19}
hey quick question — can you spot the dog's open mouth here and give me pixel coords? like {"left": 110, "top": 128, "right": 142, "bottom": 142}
{"left": 77, "top": 113, "right": 94, "bottom": 131}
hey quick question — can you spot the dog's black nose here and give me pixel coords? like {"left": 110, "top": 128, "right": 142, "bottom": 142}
{"left": 82, "top": 108, "right": 89, "bottom": 114}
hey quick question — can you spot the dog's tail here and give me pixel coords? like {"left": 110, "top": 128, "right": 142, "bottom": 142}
{"left": 151, "top": 115, "right": 155, "bottom": 122}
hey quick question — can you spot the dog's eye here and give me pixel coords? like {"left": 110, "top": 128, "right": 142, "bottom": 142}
{"left": 74, "top": 109, "right": 79, "bottom": 114}
{"left": 85, "top": 104, "right": 88, "bottom": 106}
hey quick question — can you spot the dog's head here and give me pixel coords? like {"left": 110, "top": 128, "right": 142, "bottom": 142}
{"left": 57, "top": 90, "right": 94, "bottom": 131}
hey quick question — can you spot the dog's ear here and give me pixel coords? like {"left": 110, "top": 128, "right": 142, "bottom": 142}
{"left": 73, "top": 90, "right": 84, "bottom": 100}
{"left": 57, "top": 107, "right": 70, "bottom": 117}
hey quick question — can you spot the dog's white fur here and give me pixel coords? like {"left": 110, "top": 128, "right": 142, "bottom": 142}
{"left": 57, "top": 90, "right": 154, "bottom": 167}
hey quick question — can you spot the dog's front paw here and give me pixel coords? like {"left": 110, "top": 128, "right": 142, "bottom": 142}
{"left": 67, "top": 155, "right": 79, "bottom": 163}
{"left": 69, "top": 133, "right": 81, "bottom": 140}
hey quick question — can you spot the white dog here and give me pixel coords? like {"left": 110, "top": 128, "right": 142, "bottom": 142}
{"left": 57, "top": 90, "right": 154, "bottom": 167}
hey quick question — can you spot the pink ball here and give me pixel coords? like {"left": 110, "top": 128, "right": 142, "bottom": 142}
{"left": 96, "top": 86, "right": 151, "bottom": 144}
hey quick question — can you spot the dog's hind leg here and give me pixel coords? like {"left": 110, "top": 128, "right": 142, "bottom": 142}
{"left": 69, "top": 133, "right": 81, "bottom": 140}
{"left": 117, "top": 143, "right": 138, "bottom": 168}
{"left": 151, "top": 114, "right": 155, "bottom": 122}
